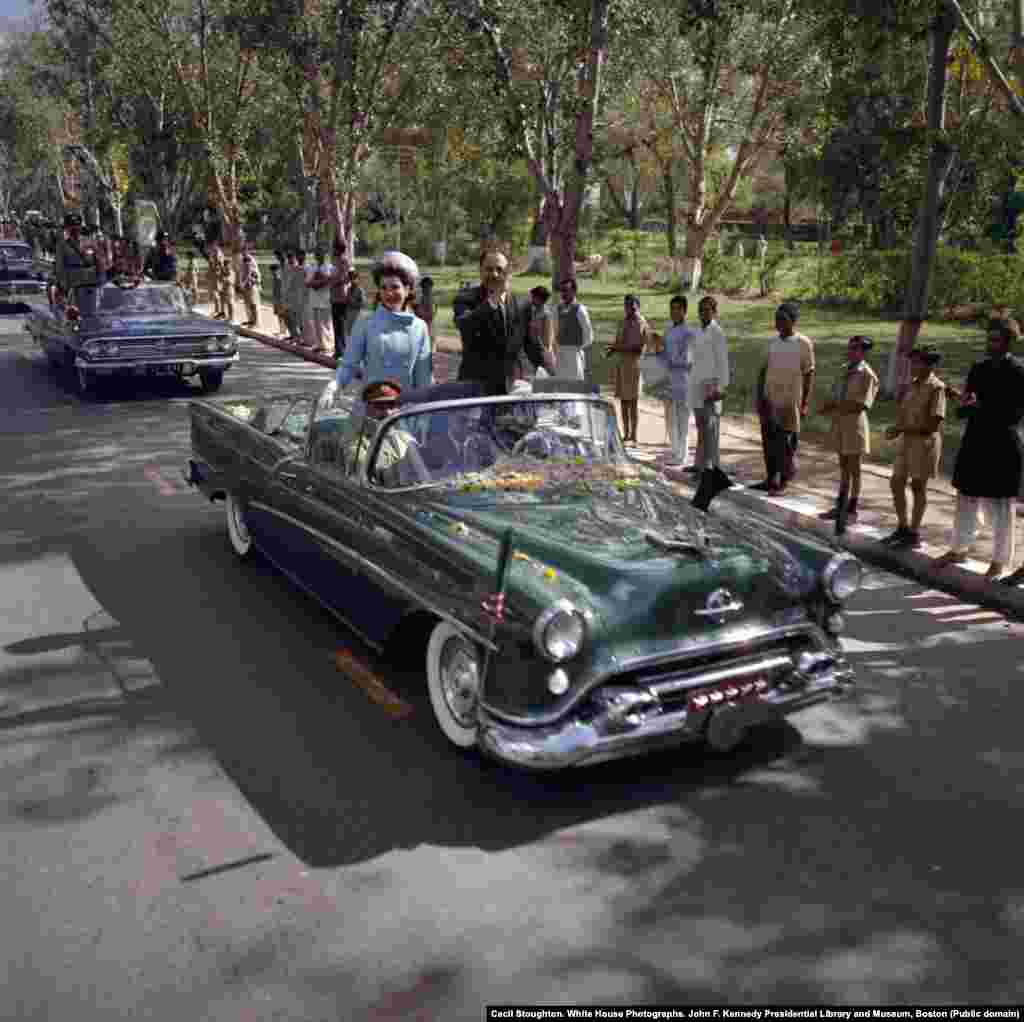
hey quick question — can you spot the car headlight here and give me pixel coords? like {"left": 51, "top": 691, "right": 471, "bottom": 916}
{"left": 533, "top": 600, "right": 586, "bottom": 662}
{"left": 104, "top": 343, "right": 120, "bottom": 356}
{"left": 206, "top": 339, "right": 219, "bottom": 352}
{"left": 82, "top": 340, "right": 99, "bottom": 356}
{"left": 217, "top": 338, "right": 233, "bottom": 352}
{"left": 822, "top": 553, "right": 862, "bottom": 602}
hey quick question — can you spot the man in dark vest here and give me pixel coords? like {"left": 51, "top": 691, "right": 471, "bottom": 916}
{"left": 554, "top": 277, "right": 594, "bottom": 382}
{"left": 454, "top": 248, "right": 554, "bottom": 395}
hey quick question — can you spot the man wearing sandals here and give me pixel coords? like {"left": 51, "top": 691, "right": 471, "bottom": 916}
{"left": 882, "top": 345, "right": 946, "bottom": 550}
{"left": 937, "top": 319, "right": 1024, "bottom": 581}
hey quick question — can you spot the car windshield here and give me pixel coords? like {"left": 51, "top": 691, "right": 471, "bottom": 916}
{"left": 98, "top": 285, "right": 188, "bottom": 314}
{"left": 368, "top": 397, "right": 638, "bottom": 492}
{"left": 0, "top": 244, "right": 31, "bottom": 261}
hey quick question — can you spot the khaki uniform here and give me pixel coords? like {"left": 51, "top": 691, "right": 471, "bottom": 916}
{"left": 828, "top": 361, "right": 879, "bottom": 456}
{"left": 206, "top": 259, "right": 219, "bottom": 313}
{"left": 181, "top": 264, "right": 200, "bottom": 306}
{"left": 893, "top": 371, "right": 946, "bottom": 479}
{"left": 609, "top": 315, "right": 650, "bottom": 401}
{"left": 764, "top": 331, "right": 816, "bottom": 432}
{"left": 239, "top": 254, "right": 261, "bottom": 327}
{"left": 212, "top": 250, "right": 234, "bottom": 321}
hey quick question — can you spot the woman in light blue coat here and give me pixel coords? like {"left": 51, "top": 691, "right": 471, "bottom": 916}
{"left": 334, "top": 251, "right": 432, "bottom": 392}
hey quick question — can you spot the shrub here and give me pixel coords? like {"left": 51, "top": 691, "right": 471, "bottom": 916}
{"left": 701, "top": 249, "right": 751, "bottom": 292}
{"left": 809, "top": 247, "right": 1024, "bottom": 317}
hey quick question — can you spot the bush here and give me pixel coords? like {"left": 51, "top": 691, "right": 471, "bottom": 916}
{"left": 810, "top": 247, "right": 1024, "bottom": 317}
{"left": 701, "top": 249, "right": 751, "bottom": 292}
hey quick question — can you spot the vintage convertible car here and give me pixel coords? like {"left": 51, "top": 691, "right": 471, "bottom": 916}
{"left": 184, "top": 381, "right": 860, "bottom": 770}
{"left": 0, "top": 240, "right": 48, "bottom": 311}
{"left": 25, "top": 278, "right": 237, "bottom": 396}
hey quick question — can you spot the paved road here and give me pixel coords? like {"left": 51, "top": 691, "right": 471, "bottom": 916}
{"left": 2, "top": 315, "right": 1024, "bottom": 1019}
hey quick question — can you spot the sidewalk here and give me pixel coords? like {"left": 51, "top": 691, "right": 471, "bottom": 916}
{"left": 218, "top": 301, "right": 1024, "bottom": 622}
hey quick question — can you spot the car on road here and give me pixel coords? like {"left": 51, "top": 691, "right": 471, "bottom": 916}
{"left": 184, "top": 380, "right": 860, "bottom": 770}
{"left": 25, "top": 278, "right": 238, "bottom": 396}
{"left": 0, "top": 240, "right": 49, "bottom": 311}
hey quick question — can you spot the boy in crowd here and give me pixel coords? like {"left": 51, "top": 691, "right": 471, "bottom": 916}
{"left": 882, "top": 345, "right": 946, "bottom": 549}
{"left": 819, "top": 335, "right": 879, "bottom": 534}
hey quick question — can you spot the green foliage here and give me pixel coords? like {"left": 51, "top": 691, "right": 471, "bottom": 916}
{"left": 811, "top": 247, "right": 1024, "bottom": 317}
{"left": 700, "top": 249, "right": 752, "bottom": 292}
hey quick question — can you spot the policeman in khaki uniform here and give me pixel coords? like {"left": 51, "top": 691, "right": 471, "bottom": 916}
{"left": 210, "top": 240, "right": 234, "bottom": 322}
{"left": 819, "top": 335, "right": 879, "bottom": 532}
{"left": 882, "top": 345, "right": 947, "bottom": 549}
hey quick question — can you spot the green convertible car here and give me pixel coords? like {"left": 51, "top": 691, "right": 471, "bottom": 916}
{"left": 185, "top": 380, "right": 860, "bottom": 770}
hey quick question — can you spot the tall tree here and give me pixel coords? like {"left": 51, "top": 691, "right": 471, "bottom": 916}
{"left": 451, "top": 0, "right": 650, "bottom": 285}
{"left": 232, "top": 0, "right": 460, "bottom": 262}
{"left": 642, "top": 0, "right": 826, "bottom": 290}
{"left": 117, "top": 0, "right": 272, "bottom": 258}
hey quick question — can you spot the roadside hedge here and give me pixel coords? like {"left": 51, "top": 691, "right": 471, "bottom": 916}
{"left": 798, "top": 247, "right": 1024, "bottom": 317}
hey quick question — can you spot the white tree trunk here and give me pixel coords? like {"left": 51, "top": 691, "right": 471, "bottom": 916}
{"left": 680, "top": 256, "right": 702, "bottom": 292}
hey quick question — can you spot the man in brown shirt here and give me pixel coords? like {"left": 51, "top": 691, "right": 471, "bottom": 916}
{"left": 882, "top": 345, "right": 946, "bottom": 549}
{"left": 819, "top": 335, "right": 879, "bottom": 533}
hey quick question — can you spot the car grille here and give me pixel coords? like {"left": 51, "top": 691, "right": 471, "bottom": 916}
{"left": 617, "top": 629, "right": 821, "bottom": 711}
{"left": 87, "top": 337, "right": 229, "bottom": 360}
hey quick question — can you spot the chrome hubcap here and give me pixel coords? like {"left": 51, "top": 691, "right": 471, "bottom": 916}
{"left": 439, "top": 637, "right": 480, "bottom": 727}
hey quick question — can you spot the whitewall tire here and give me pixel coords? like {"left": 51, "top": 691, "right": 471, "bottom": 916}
{"left": 426, "top": 621, "right": 482, "bottom": 749}
{"left": 225, "top": 492, "right": 254, "bottom": 559}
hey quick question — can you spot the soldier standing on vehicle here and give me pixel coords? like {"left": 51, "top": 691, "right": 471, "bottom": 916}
{"left": 53, "top": 212, "right": 95, "bottom": 300}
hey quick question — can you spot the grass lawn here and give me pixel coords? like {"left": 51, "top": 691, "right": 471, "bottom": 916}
{"left": 254, "top": 251, "right": 988, "bottom": 474}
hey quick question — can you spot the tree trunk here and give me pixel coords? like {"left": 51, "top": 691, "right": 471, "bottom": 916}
{"left": 527, "top": 196, "right": 551, "bottom": 273}
{"left": 664, "top": 166, "right": 678, "bottom": 259}
{"left": 783, "top": 190, "right": 794, "bottom": 251}
{"left": 529, "top": 0, "right": 610, "bottom": 293}
{"left": 628, "top": 155, "right": 641, "bottom": 230}
{"left": 889, "top": 4, "right": 958, "bottom": 399}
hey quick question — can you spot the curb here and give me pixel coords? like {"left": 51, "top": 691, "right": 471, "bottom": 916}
{"left": 714, "top": 481, "right": 1024, "bottom": 623}
{"left": 230, "top": 313, "right": 1024, "bottom": 622}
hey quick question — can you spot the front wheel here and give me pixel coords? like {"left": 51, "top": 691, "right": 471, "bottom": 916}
{"left": 199, "top": 368, "right": 225, "bottom": 392}
{"left": 426, "top": 621, "right": 482, "bottom": 749}
{"left": 225, "top": 492, "right": 254, "bottom": 559}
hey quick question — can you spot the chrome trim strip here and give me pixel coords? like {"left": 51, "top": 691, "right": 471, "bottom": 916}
{"left": 75, "top": 354, "right": 238, "bottom": 369}
{"left": 480, "top": 623, "right": 826, "bottom": 727}
{"left": 646, "top": 654, "right": 795, "bottom": 698}
{"left": 248, "top": 499, "right": 498, "bottom": 652}
{"left": 252, "top": 540, "right": 383, "bottom": 654}
{"left": 477, "top": 667, "right": 848, "bottom": 770}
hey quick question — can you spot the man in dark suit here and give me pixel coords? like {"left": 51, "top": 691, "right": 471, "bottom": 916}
{"left": 454, "top": 248, "right": 555, "bottom": 395}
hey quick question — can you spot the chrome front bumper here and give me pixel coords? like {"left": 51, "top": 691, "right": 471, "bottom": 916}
{"left": 478, "top": 655, "right": 855, "bottom": 770}
{"left": 74, "top": 353, "right": 238, "bottom": 372}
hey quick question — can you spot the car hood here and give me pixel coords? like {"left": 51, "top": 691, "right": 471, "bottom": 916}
{"left": 409, "top": 472, "right": 819, "bottom": 639}
{"left": 80, "top": 313, "right": 228, "bottom": 338}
